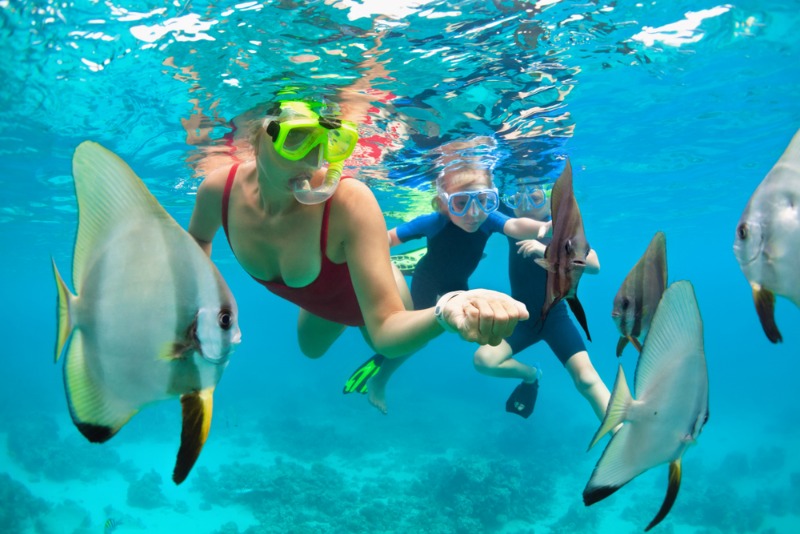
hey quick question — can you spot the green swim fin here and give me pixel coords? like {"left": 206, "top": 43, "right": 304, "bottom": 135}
{"left": 343, "top": 355, "right": 385, "bottom": 394}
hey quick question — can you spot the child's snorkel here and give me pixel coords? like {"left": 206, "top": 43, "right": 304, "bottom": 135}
{"left": 265, "top": 100, "right": 359, "bottom": 205}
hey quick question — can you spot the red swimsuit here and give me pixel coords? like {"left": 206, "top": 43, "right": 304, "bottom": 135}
{"left": 222, "top": 164, "right": 365, "bottom": 327}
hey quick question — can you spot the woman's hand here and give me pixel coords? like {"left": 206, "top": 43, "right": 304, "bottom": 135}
{"left": 439, "top": 289, "right": 528, "bottom": 346}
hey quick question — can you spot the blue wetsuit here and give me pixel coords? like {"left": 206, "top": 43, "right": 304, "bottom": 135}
{"left": 396, "top": 211, "right": 509, "bottom": 309}
{"left": 501, "top": 205, "right": 586, "bottom": 365}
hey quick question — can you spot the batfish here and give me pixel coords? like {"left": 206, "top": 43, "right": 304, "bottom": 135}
{"left": 534, "top": 159, "right": 592, "bottom": 340}
{"left": 52, "top": 141, "right": 241, "bottom": 484}
{"left": 583, "top": 280, "right": 709, "bottom": 532}
{"left": 734, "top": 128, "right": 800, "bottom": 343}
{"left": 611, "top": 231, "right": 667, "bottom": 356}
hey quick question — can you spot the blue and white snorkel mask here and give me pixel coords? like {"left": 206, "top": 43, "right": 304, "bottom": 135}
{"left": 502, "top": 183, "right": 551, "bottom": 211}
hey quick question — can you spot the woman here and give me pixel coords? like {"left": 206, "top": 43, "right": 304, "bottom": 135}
{"left": 188, "top": 100, "right": 528, "bottom": 413}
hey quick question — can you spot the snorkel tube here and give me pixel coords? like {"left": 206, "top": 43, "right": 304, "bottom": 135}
{"left": 293, "top": 160, "right": 345, "bottom": 205}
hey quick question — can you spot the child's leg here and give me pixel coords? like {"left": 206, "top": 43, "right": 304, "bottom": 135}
{"left": 297, "top": 310, "right": 347, "bottom": 359}
{"left": 563, "top": 351, "right": 610, "bottom": 422}
{"left": 473, "top": 340, "right": 538, "bottom": 383}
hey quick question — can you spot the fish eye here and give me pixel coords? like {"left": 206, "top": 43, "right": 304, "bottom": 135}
{"left": 564, "top": 240, "right": 573, "bottom": 254}
{"left": 621, "top": 297, "right": 630, "bottom": 310}
{"left": 218, "top": 309, "right": 233, "bottom": 330}
{"left": 736, "top": 222, "right": 748, "bottom": 240}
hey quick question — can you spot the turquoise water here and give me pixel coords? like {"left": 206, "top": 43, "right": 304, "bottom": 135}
{"left": 2, "top": 1, "right": 800, "bottom": 532}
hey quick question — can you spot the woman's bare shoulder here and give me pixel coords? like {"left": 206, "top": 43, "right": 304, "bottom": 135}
{"left": 328, "top": 178, "right": 387, "bottom": 242}
{"left": 332, "top": 178, "right": 381, "bottom": 217}
{"left": 197, "top": 160, "right": 254, "bottom": 196}
{"left": 198, "top": 163, "right": 231, "bottom": 191}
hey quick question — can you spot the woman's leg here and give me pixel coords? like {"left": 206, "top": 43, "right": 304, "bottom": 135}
{"left": 363, "top": 265, "right": 415, "bottom": 414}
{"left": 297, "top": 310, "right": 347, "bottom": 359}
{"left": 564, "top": 351, "right": 610, "bottom": 422}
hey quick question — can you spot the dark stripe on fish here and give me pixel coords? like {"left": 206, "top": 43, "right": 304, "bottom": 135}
{"left": 631, "top": 263, "right": 645, "bottom": 338}
{"left": 583, "top": 483, "right": 622, "bottom": 506}
{"left": 160, "top": 226, "right": 204, "bottom": 395}
{"left": 76, "top": 422, "right": 114, "bottom": 443}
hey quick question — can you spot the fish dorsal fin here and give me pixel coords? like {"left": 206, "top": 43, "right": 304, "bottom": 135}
{"left": 71, "top": 141, "right": 178, "bottom": 291}
{"left": 771, "top": 128, "right": 800, "bottom": 179}
{"left": 646, "top": 231, "right": 668, "bottom": 292}
{"left": 634, "top": 280, "right": 703, "bottom": 395}
{"left": 550, "top": 159, "right": 573, "bottom": 226}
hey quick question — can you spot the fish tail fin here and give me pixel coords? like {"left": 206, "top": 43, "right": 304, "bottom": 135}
{"left": 52, "top": 258, "right": 76, "bottom": 363}
{"left": 645, "top": 458, "right": 682, "bottom": 531}
{"left": 537, "top": 304, "right": 553, "bottom": 336}
{"left": 567, "top": 296, "right": 591, "bottom": 341}
{"left": 64, "top": 330, "right": 137, "bottom": 443}
{"left": 588, "top": 364, "right": 631, "bottom": 450}
{"left": 173, "top": 387, "right": 214, "bottom": 485}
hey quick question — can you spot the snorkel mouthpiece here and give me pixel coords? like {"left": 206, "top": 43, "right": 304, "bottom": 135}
{"left": 292, "top": 160, "right": 344, "bottom": 205}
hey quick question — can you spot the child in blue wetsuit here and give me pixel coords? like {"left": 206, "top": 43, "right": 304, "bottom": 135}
{"left": 391, "top": 162, "right": 549, "bottom": 306}
{"left": 344, "top": 160, "right": 549, "bottom": 405}
{"left": 473, "top": 176, "right": 610, "bottom": 421}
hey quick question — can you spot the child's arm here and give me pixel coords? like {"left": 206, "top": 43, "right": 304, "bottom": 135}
{"left": 388, "top": 228, "right": 403, "bottom": 248}
{"left": 503, "top": 216, "right": 552, "bottom": 240}
{"left": 516, "top": 239, "right": 547, "bottom": 259}
{"left": 517, "top": 239, "right": 601, "bottom": 275}
{"left": 388, "top": 212, "right": 439, "bottom": 248}
{"left": 584, "top": 248, "right": 600, "bottom": 275}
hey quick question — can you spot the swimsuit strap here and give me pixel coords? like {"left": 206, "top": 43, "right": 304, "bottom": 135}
{"left": 221, "top": 163, "right": 240, "bottom": 245}
{"left": 318, "top": 175, "right": 350, "bottom": 255}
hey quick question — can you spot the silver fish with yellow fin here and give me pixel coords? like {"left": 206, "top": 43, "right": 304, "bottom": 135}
{"left": 734, "top": 128, "right": 800, "bottom": 343}
{"left": 52, "top": 141, "right": 241, "bottom": 484}
{"left": 584, "top": 280, "right": 708, "bottom": 532}
{"left": 611, "top": 231, "right": 667, "bottom": 356}
{"left": 535, "top": 159, "right": 592, "bottom": 340}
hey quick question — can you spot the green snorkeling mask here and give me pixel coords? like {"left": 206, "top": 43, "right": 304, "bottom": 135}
{"left": 264, "top": 101, "right": 359, "bottom": 205}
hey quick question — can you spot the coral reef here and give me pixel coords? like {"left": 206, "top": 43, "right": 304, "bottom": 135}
{"left": 550, "top": 501, "right": 600, "bottom": 533}
{"left": 680, "top": 480, "right": 766, "bottom": 532}
{"left": 0, "top": 472, "right": 49, "bottom": 532}
{"left": 127, "top": 470, "right": 170, "bottom": 509}
{"left": 5, "top": 414, "right": 132, "bottom": 482}
{"left": 191, "top": 452, "right": 555, "bottom": 533}
{"left": 34, "top": 500, "right": 92, "bottom": 534}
